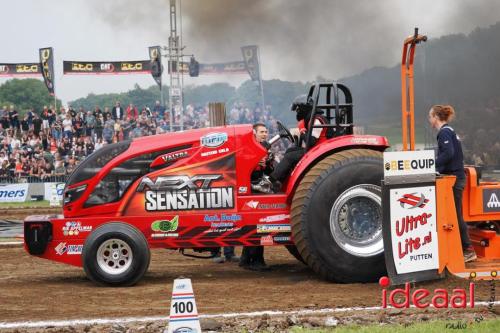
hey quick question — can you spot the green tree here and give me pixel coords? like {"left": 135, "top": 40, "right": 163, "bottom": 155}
{"left": 0, "top": 79, "right": 61, "bottom": 114}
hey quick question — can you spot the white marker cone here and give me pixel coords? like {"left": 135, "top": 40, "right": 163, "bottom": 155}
{"left": 167, "top": 278, "right": 202, "bottom": 333}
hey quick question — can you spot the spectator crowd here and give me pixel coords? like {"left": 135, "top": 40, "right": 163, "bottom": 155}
{"left": 0, "top": 100, "right": 278, "bottom": 183}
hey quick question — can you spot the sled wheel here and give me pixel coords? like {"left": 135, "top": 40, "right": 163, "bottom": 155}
{"left": 291, "top": 149, "right": 386, "bottom": 282}
{"left": 82, "top": 222, "right": 150, "bottom": 286}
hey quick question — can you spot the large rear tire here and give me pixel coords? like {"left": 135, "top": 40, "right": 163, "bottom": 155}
{"left": 82, "top": 222, "right": 150, "bottom": 286}
{"left": 291, "top": 149, "right": 386, "bottom": 282}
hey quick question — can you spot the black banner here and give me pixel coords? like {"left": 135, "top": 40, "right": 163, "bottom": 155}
{"left": 0, "top": 63, "right": 42, "bottom": 77}
{"left": 63, "top": 60, "right": 151, "bottom": 75}
{"left": 168, "top": 61, "right": 247, "bottom": 75}
{"left": 148, "top": 46, "right": 162, "bottom": 87}
{"left": 241, "top": 45, "right": 260, "bottom": 81}
{"left": 39, "top": 47, "right": 55, "bottom": 95}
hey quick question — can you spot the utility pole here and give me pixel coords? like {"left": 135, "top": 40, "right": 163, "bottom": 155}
{"left": 167, "top": 0, "right": 183, "bottom": 132}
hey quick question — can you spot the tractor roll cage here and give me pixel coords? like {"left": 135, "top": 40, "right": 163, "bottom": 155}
{"left": 305, "top": 82, "right": 354, "bottom": 150}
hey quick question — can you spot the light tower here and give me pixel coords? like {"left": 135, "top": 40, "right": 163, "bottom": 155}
{"left": 167, "top": 0, "right": 183, "bottom": 131}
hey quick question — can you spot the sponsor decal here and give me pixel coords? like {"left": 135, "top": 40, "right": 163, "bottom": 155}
{"left": 162, "top": 151, "right": 189, "bottom": 163}
{"left": 256, "top": 224, "right": 291, "bottom": 233}
{"left": 397, "top": 193, "right": 429, "bottom": 209}
{"left": 16, "top": 64, "right": 40, "bottom": 73}
{"left": 138, "top": 175, "right": 234, "bottom": 211}
{"left": 390, "top": 187, "right": 439, "bottom": 274}
{"left": 152, "top": 232, "right": 179, "bottom": 238}
{"left": 100, "top": 63, "right": 115, "bottom": 72}
{"left": 121, "top": 62, "right": 143, "bottom": 71}
{"left": 55, "top": 242, "right": 67, "bottom": 255}
{"left": 383, "top": 150, "right": 435, "bottom": 177}
{"left": 238, "top": 186, "right": 248, "bottom": 194}
{"left": 203, "top": 213, "right": 241, "bottom": 222}
{"left": 71, "top": 62, "right": 94, "bottom": 71}
{"left": 62, "top": 221, "right": 92, "bottom": 236}
{"left": 200, "top": 132, "right": 228, "bottom": 148}
{"left": 260, "top": 235, "right": 274, "bottom": 246}
{"left": 484, "top": 189, "right": 500, "bottom": 212}
{"left": 67, "top": 244, "right": 83, "bottom": 255}
{"left": 259, "top": 214, "right": 290, "bottom": 223}
{"left": 200, "top": 147, "right": 229, "bottom": 157}
{"left": 54, "top": 242, "right": 82, "bottom": 255}
{"left": 273, "top": 236, "right": 291, "bottom": 242}
{"left": 351, "top": 137, "right": 380, "bottom": 145}
{"left": 244, "top": 200, "right": 287, "bottom": 210}
{"left": 151, "top": 216, "right": 179, "bottom": 232}
{"left": 379, "top": 276, "right": 475, "bottom": 309}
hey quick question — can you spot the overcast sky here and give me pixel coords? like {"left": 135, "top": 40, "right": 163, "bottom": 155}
{"left": 1, "top": 0, "right": 500, "bottom": 104}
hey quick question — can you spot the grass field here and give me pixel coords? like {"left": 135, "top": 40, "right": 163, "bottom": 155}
{"left": 289, "top": 318, "right": 500, "bottom": 333}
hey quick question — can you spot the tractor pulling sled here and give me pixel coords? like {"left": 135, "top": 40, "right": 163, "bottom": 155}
{"left": 24, "top": 30, "right": 499, "bottom": 286}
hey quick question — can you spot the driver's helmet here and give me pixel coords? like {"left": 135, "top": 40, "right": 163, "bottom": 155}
{"left": 291, "top": 94, "right": 312, "bottom": 122}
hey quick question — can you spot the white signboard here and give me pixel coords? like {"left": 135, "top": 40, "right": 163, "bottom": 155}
{"left": 0, "top": 183, "right": 29, "bottom": 202}
{"left": 44, "top": 183, "right": 65, "bottom": 201}
{"left": 384, "top": 150, "right": 435, "bottom": 177}
{"left": 168, "top": 278, "right": 201, "bottom": 333}
{"left": 389, "top": 185, "right": 439, "bottom": 274}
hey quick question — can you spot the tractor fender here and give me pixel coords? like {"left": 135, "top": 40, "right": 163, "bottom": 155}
{"left": 284, "top": 134, "right": 389, "bottom": 197}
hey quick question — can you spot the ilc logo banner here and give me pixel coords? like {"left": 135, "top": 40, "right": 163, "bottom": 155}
{"left": 389, "top": 186, "right": 439, "bottom": 274}
{"left": 379, "top": 276, "right": 475, "bottom": 309}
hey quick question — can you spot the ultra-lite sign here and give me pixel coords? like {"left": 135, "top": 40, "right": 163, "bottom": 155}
{"left": 390, "top": 186, "right": 439, "bottom": 274}
{"left": 384, "top": 150, "right": 435, "bottom": 177}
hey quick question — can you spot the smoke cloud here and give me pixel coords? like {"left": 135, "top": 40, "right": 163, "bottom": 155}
{"left": 62, "top": 0, "right": 500, "bottom": 82}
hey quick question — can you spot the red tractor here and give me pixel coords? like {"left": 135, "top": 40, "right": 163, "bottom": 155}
{"left": 24, "top": 82, "right": 391, "bottom": 286}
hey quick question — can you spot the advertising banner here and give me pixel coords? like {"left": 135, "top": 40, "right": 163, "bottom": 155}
{"left": 63, "top": 60, "right": 151, "bottom": 75}
{"left": 383, "top": 150, "right": 435, "bottom": 177}
{"left": 0, "top": 183, "right": 29, "bottom": 203}
{"left": 39, "top": 47, "right": 55, "bottom": 95}
{"left": 241, "top": 45, "right": 260, "bottom": 81}
{"left": 44, "top": 182, "right": 65, "bottom": 202}
{"left": 0, "top": 63, "right": 42, "bottom": 77}
{"left": 148, "top": 46, "right": 162, "bottom": 87}
{"left": 168, "top": 60, "right": 247, "bottom": 75}
{"left": 389, "top": 185, "right": 439, "bottom": 274}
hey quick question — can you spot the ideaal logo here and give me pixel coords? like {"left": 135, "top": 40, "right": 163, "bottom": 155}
{"left": 379, "top": 276, "right": 475, "bottom": 309}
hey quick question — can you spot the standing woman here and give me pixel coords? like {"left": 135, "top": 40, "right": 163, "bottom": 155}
{"left": 428, "top": 105, "right": 476, "bottom": 262}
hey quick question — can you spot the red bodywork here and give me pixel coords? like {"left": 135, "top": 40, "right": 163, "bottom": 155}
{"left": 24, "top": 124, "right": 389, "bottom": 267}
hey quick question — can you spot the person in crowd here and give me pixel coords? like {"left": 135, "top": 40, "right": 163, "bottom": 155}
{"left": 112, "top": 101, "right": 124, "bottom": 120}
{"left": 428, "top": 104, "right": 477, "bottom": 263}
{"left": 126, "top": 103, "right": 138, "bottom": 120}
{"left": 85, "top": 111, "right": 96, "bottom": 138}
{"left": 62, "top": 113, "right": 73, "bottom": 140}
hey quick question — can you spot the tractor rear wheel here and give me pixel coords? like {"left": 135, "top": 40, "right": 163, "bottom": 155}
{"left": 291, "top": 149, "right": 386, "bottom": 282}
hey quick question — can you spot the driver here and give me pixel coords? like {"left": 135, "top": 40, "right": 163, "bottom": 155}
{"left": 265, "top": 95, "right": 326, "bottom": 191}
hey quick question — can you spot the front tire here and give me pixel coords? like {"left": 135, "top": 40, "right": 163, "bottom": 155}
{"left": 82, "top": 222, "right": 150, "bottom": 286}
{"left": 291, "top": 149, "right": 386, "bottom": 282}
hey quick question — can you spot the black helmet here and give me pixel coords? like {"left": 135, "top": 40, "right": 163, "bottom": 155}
{"left": 291, "top": 94, "right": 312, "bottom": 121}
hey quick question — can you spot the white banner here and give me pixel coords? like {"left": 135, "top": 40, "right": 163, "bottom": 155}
{"left": 384, "top": 150, "right": 435, "bottom": 177}
{"left": 44, "top": 183, "right": 65, "bottom": 201}
{"left": 389, "top": 185, "right": 439, "bottom": 274}
{"left": 0, "top": 183, "right": 29, "bottom": 202}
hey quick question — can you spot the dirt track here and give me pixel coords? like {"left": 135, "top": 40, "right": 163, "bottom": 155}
{"left": 0, "top": 245, "right": 497, "bottom": 325}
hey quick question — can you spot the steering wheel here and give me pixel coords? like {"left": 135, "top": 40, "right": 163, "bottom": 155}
{"left": 276, "top": 120, "right": 294, "bottom": 144}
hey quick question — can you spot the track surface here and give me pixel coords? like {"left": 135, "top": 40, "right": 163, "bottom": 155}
{"left": 0, "top": 245, "right": 496, "bottom": 323}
